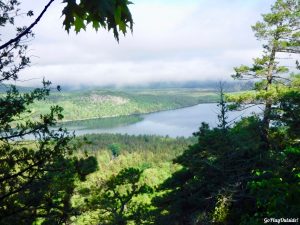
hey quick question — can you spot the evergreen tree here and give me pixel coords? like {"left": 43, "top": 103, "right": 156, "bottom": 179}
{"left": 232, "top": 0, "right": 300, "bottom": 143}
{"left": 217, "top": 82, "right": 229, "bottom": 131}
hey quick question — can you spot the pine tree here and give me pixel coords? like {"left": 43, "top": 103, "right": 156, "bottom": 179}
{"left": 232, "top": 0, "right": 300, "bottom": 143}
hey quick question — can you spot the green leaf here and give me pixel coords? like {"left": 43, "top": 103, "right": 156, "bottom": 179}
{"left": 74, "top": 16, "right": 85, "bottom": 33}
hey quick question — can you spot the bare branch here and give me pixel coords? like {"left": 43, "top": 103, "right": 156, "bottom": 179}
{"left": 0, "top": 0, "right": 55, "bottom": 50}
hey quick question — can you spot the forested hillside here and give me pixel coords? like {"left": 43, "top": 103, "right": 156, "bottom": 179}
{"left": 70, "top": 134, "right": 197, "bottom": 224}
{"left": 29, "top": 89, "right": 218, "bottom": 121}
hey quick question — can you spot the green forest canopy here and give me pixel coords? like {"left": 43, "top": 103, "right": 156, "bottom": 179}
{"left": 0, "top": 0, "right": 300, "bottom": 224}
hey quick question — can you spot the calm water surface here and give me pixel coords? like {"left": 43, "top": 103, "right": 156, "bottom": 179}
{"left": 72, "top": 103, "right": 261, "bottom": 137}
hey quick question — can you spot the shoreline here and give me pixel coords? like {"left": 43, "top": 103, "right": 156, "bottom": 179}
{"left": 59, "top": 101, "right": 218, "bottom": 124}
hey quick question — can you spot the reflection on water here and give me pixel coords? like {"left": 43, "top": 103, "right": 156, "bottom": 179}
{"left": 71, "top": 103, "right": 262, "bottom": 137}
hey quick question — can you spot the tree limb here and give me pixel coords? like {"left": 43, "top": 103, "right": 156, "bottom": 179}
{"left": 0, "top": 0, "right": 55, "bottom": 50}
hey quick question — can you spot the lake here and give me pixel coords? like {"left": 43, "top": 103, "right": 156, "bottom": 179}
{"left": 70, "top": 103, "right": 261, "bottom": 138}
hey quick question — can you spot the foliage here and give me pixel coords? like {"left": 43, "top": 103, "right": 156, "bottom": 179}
{"left": 217, "top": 82, "right": 229, "bottom": 130}
{"left": 152, "top": 85, "right": 299, "bottom": 224}
{"left": 272, "top": 74, "right": 300, "bottom": 139}
{"left": 109, "top": 143, "right": 122, "bottom": 157}
{"left": 76, "top": 133, "right": 196, "bottom": 156}
{"left": 1, "top": 1, "right": 72, "bottom": 222}
{"left": 0, "top": 0, "right": 133, "bottom": 223}
{"left": 152, "top": 117, "right": 267, "bottom": 224}
{"left": 62, "top": 0, "right": 133, "bottom": 40}
{"left": 59, "top": 115, "right": 143, "bottom": 130}
{"left": 70, "top": 134, "right": 195, "bottom": 225}
{"left": 88, "top": 167, "right": 152, "bottom": 225}
{"left": 230, "top": 0, "right": 300, "bottom": 142}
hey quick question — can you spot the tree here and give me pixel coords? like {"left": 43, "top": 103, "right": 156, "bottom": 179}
{"left": 88, "top": 168, "right": 152, "bottom": 225}
{"left": 109, "top": 143, "right": 122, "bottom": 158}
{"left": 231, "top": 0, "right": 300, "bottom": 144}
{"left": 0, "top": 0, "right": 133, "bottom": 223}
{"left": 0, "top": 0, "right": 133, "bottom": 51}
{"left": 217, "top": 81, "right": 229, "bottom": 131}
{"left": 273, "top": 74, "right": 300, "bottom": 139}
{"left": 239, "top": 77, "right": 300, "bottom": 224}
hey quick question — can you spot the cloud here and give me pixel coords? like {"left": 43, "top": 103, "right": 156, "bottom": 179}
{"left": 16, "top": 0, "right": 275, "bottom": 87}
{"left": 22, "top": 58, "right": 229, "bottom": 87}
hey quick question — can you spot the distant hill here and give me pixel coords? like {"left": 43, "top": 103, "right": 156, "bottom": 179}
{"left": 0, "top": 84, "right": 35, "bottom": 93}
{"left": 28, "top": 88, "right": 219, "bottom": 121}
{"left": 1, "top": 81, "right": 253, "bottom": 122}
{"left": 53, "top": 80, "right": 254, "bottom": 92}
{"left": 119, "top": 80, "right": 254, "bottom": 91}
{"left": 1, "top": 80, "right": 254, "bottom": 93}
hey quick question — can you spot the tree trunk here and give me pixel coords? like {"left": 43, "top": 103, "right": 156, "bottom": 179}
{"left": 261, "top": 45, "right": 276, "bottom": 148}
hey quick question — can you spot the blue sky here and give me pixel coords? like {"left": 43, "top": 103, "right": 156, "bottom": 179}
{"left": 15, "top": 0, "right": 277, "bottom": 87}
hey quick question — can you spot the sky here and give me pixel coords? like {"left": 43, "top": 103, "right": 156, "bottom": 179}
{"left": 12, "top": 0, "right": 277, "bottom": 87}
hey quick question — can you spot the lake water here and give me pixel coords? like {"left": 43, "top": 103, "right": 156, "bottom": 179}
{"left": 72, "top": 103, "right": 261, "bottom": 138}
